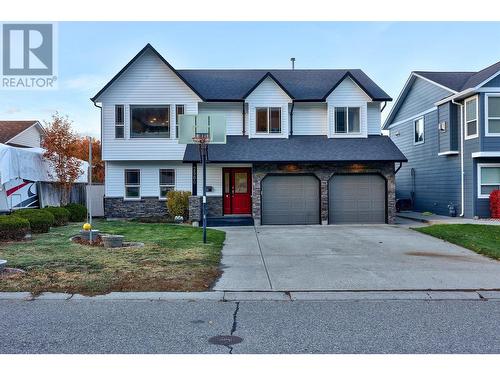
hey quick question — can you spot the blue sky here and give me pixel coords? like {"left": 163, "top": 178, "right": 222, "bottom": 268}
{"left": 2, "top": 21, "right": 500, "bottom": 137}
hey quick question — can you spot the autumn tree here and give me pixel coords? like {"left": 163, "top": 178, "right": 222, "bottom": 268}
{"left": 42, "top": 113, "right": 83, "bottom": 205}
{"left": 71, "top": 137, "right": 104, "bottom": 183}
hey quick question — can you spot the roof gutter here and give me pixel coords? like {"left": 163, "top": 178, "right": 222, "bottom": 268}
{"left": 436, "top": 88, "right": 476, "bottom": 106}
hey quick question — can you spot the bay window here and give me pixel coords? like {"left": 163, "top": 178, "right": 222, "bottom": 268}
{"left": 478, "top": 164, "right": 500, "bottom": 198}
{"left": 465, "top": 97, "right": 478, "bottom": 139}
{"left": 256, "top": 107, "right": 281, "bottom": 134}
{"left": 486, "top": 94, "right": 500, "bottom": 135}
{"left": 130, "top": 105, "right": 170, "bottom": 138}
{"left": 334, "top": 107, "right": 360, "bottom": 134}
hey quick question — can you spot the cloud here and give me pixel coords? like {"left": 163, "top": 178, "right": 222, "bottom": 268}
{"left": 4, "top": 107, "right": 21, "bottom": 114}
{"left": 62, "top": 74, "right": 106, "bottom": 92}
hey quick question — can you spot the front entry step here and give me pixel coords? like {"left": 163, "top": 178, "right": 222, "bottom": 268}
{"left": 207, "top": 216, "right": 254, "bottom": 227}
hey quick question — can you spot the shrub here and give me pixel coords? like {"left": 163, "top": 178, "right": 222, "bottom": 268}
{"left": 63, "top": 203, "right": 87, "bottom": 222}
{"left": 42, "top": 206, "right": 70, "bottom": 226}
{"left": 166, "top": 191, "right": 191, "bottom": 220}
{"left": 12, "top": 209, "right": 55, "bottom": 233}
{"left": 490, "top": 190, "right": 500, "bottom": 219}
{"left": 0, "top": 215, "right": 31, "bottom": 241}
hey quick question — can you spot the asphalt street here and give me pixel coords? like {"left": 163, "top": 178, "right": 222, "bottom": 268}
{"left": 1, "top": 299, "right": 499, "bottom": 354}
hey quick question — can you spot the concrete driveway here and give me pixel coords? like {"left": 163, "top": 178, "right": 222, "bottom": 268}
{"left": 213, "top": 225, "right": 500, "bottom": 291}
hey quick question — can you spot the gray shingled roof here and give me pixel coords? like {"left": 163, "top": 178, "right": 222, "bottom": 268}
{"left": 178, "top": 69, "right": 392, "bottom": 101}
{"left": 183, "top": 135, "right": 407, "bottom": 163}
{"left": 92, "top": 44, "right": 392, "bottom": 102}
{"left": 414, "top": 60, "right": 500, "bottom": 92}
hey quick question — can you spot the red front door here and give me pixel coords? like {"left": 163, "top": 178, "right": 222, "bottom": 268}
{"left": 223, "top": 168, "right": 252, "bottom": 215}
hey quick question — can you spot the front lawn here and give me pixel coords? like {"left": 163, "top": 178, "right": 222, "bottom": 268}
{"left": 0, "top": 220, "right": 225, "bottom": 295}
{"left": 415, "top": 224, "right": 500, "bottom": 260}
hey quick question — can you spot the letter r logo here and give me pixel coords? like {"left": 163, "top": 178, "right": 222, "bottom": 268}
{"left": 2, "top": 24, "right": 53, "bottom": 76}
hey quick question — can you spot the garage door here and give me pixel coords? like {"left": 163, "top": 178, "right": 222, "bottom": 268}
{"left": 329, "top": 174, "right": 386, "bottom": 224}
{"left": 261, "top": 175, "right": 320, "bottom": 225}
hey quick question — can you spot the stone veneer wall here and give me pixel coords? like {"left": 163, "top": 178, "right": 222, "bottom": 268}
{"left": 251, "top": 162, "right": 396, "bottom": 225}
{"left": 188, "top": 196, "right": 223, "bottom": 222}
{"left": 105, "top": 197, "right": 168, "bottom": 218}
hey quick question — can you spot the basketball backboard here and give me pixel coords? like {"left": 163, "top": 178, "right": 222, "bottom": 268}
{"left": 178, "top": 114, "right": 226, "bottom": 144}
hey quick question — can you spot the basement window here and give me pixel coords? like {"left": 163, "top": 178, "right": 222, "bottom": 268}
{"left": 159, "top": 169, "right": 175, "bottom": 199}
{"left": 124, "top": 169, "right": 140, "bottom": 199}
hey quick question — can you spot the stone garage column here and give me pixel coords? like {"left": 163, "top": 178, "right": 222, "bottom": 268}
{"left": 316, "top": 172, "right": 331, "bottom": 225}
{"left": 252, "top": 169, "right": 265, "bottom": 226}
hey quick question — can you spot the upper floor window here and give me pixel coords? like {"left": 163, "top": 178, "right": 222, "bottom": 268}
{"left": 486, "top": 95, "right": 500, "bottom": 136}
{"left": 414, "top": 117, "right": 424, "bottom": 145}
{"left": 256, "top": 107, "right": 281, "bottom": 134}
{"left": 478, "top": 164, "right": 500, "bottom": 198}
{"left": 124, "top": 169, "right": 140, "bottom": 199}
{"left": 334, "top": 107, "right": 360, "bottom": 134}
{"left": 175, "top": 105, "right": 184, "bottom": 139}
{"left": 115, "top": 105, "right": 124, "bottom": 139}
{"left": 130, "top": 105, "right": 170, "bottom": 138}
{"left": 159, "top": 169, "right": 175, "bottom": 199}
{"left": 465, "top": 96, "right": 478, "bottom": 139}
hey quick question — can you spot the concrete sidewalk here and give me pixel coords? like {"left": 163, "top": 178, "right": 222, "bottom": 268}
{"left": 397, "top": 211, "right": 500, "bottom": 225}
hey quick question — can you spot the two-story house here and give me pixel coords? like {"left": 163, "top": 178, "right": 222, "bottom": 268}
{"left": 384, "top": 61, "right": 500, "bottom": 218}
{"left": 92, "top": 44, "right": 406, "bottom": 225}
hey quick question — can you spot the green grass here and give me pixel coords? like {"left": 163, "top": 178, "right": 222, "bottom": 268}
{"left": 415, "top": 224, "right": 500, "bottom": 260}
{"left": 0, "top": 220, "right": 225, "bottom": 295}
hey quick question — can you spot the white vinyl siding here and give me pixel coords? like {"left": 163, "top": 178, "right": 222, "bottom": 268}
{"left": 8, "top": 125, "right": 42, "bottom": 148}
{"left": 326, "top": 77, "right": 370, "bottom": 138}
{"left": 98, "top": 49, "right": 201, "bottom": 161}
{"left": 195, "top": 163, "right": 252, "bottom": 196}
{"left": 198, "top": 102, "right": 243, "bottom": 135}
{"left": 292, "top": 103, "right": 327, "bottom": 135}
{"left": 367, "top": 102, "right": 382, "bottom": 135}
{"left": 105, "top": 161, "right": 192, "bottom": 198}
{"left": 246, "top": 77, "right": 291, "bottom": 138}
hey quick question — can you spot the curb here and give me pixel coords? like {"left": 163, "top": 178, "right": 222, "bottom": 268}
{"left": 1, "top": 290, "right": 499, "bottom": 301}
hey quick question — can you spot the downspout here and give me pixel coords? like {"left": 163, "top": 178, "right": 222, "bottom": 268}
{"left": 290, "top": 101, "right": 295, "bottom": 136}
{"left": 380, "top": 101, "right": 387, "bottom": 112}
{"left": 395, "top": 162, "right": 402, "bottom": 174}
{"left": 452, "top": 98, "right": 465, "bottom": 217}
{"left": 242, "top": 101, "right": 246, "bottom": 136}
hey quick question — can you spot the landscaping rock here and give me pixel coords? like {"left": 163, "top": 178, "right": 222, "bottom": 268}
{"left": 101, "top": 235, "right": 124, "bottom": 248}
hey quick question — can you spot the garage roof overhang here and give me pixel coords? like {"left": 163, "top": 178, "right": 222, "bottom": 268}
{"left": 183, "top": 135, "right": 407, "bottom": 164}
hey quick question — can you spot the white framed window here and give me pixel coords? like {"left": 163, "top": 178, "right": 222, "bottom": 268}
{"left": 130, "top": 105, "right": 170, "bottom": 138}
{"left": 124, "top": 169, "right": 140, "bottom": 199}
{"left": 175, "top": 105, "right": 184, "bottom": 139}
{"left": 486, "top": 94, "right": 500, "bottom": 136}
{"left": 413, "top": 117, "right": 425, "bottom": 145}
{"left": 334, "top": 107, "right": 361, "bottom": 134}
{"left": 465, "top": 96, "right": 479, "bottom": 140}
{"left": 478, "top": 164, "right": 500, "bottom": 198}
{"left": 115, "top": 105, "right": 124, "bottom": 139}
{"left": 256, "top": 107, "right": 281, "bottom": 134}
{"left": 159, "top": 169, "right": 175, "bottom": 199}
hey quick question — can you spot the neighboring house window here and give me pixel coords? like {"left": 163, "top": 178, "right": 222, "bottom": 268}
{"left": 115, "top": 105, "right": 124, "bottom": 138}
{"left": 175, "top": 105, "right": 184, "bottom": 139}
{"left": 334, "top": 107, "right": 360, "bottom": 134}
{"left": 486, "top": 94, "right": 500, "bottom": 136}
{"left": 256, "top": 107, "right": 281, "bottom": 134}
{"left": 478, "top": 164, "right": 500, "bottom": 198}
{"left": 414, "top": 117, "right": 424, "bottom": 144}
{"left": 159, "top": 169, "right": 175, "bottom": 199}
{"left": 130, "top": 105, "right": 170, "bottom": 138}
{"left": 465, "top": 96, "right": 478, "bottom": 139}
{"left": 124, "top": 169, "right": 140, "bottom": 199}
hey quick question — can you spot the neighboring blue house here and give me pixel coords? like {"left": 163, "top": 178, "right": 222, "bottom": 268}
{"left": 384, "top": 61, "right": 500, "bottom": 218}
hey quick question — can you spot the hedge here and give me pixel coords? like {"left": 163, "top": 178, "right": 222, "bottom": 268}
{"left": 166, "top": 191, "right": 191, "bottom": 220}
{"left": 0, "top": 215, "right": 31, "bottom": 241}
{"left": 13, "top": 209, "right": 55, "bottom": 233}
{"left": 42, "top": 206, "right": 70, "bottom": 226}
{"left": 63, "top": 203, "right": 87, "bottom": 222}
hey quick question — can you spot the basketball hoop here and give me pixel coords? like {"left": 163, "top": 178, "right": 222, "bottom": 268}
{"left": 192, "top": 133, "right": 210, "bottom": 145}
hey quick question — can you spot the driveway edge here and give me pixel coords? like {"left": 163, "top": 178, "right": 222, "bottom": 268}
{"left": 1, "top": 290, "right": 499, "bottom": 301}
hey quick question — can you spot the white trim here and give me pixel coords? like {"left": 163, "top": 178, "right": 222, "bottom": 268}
{"left": 485, "top": 93, "right": 500, "bottom": 137}
{"left": 413, "top": 116, "right": 425, "bottom": 145}
{"left": 435, "top": 88, "right": 475, "bottom": 106}
{"left": 438, "top": 151, "right": 459, "bottom": 156}
{"left": 255, "top": 106, "right": 282, "bottom": 135}
{"left": 464, "top": 95, "right": 479, "bottom": 140}
{"left": 475, "top": 69, "right": 500, "bottom": 89}
{"left": 477, "top": 87, "right": 500, "bottom": 93}
{"left": 413, "top": 73, "right": 458, "bottom": 94}
{"left": 386, "top": 107, "right": 436, "bottom": 129}
{"left": 472, "top": 151, "right": 500, "bottom": 158}
{"left": 477, "top": 163, "right": 500, "bottom": 199}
